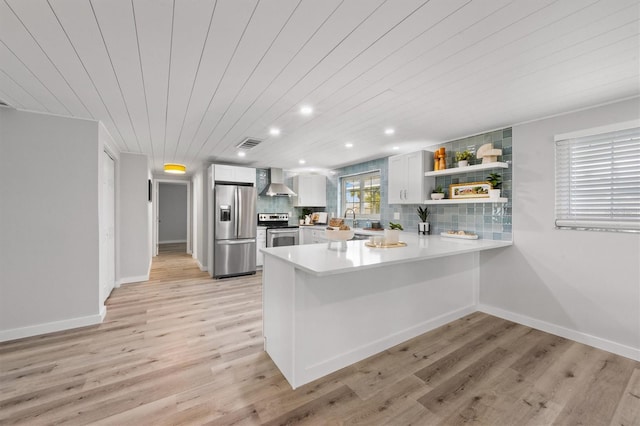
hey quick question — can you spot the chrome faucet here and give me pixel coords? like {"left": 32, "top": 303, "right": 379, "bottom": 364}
{"left": 343, "top": 208, "right": 358, "bottom": 228}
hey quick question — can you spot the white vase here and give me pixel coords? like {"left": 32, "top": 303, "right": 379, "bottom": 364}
{"left": 458, "top": 160, "right": 468, "bottom": 167}
{"left": 418, "top": 222, "right": 429, "bottom": 235}
{"left": 489, "top": 189, "right": 501, "bottom": 199}
{"left": 384, "top": 229, "right": 400, "bottom": 244}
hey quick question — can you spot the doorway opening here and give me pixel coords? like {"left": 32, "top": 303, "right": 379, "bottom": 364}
{"left": 154, "top": 180, "right": 191, "bottom": 256}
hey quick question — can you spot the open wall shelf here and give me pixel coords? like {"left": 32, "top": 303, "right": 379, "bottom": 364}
{"left": 423, "top": 198, "right": 508, "bottom": 205}
{"left": 424, "top": 162, "right": 509, "bottom": 177}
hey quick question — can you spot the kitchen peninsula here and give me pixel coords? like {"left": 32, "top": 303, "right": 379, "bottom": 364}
{"left": 261, "top": 233, "right": 511, "bottom": 389}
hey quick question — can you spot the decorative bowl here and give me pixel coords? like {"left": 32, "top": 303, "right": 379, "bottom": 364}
{"left": 431, "top": 193, "right": 445, "bottom": 200}
{"left": 325, "top": 229, "right": 355, "bottom": 241}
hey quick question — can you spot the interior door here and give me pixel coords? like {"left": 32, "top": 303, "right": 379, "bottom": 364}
{"left": 100, "top": 152, "right": 115, "bottom": 304}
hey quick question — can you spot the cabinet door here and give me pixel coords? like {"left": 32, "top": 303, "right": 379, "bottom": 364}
{"left": 235, "top": 166, "right": 256, "bottom": 184}
{"left": 309, "top": 175, "right": 326, "bottom": 206}
{"left": 405, "top": 151, "right": 424, "bottom": 203}
{"left": 214, "top": 165, "right": 235, "bottom": 182}
{"left": 294, "top": 175, "right": 327, "bottom": 207}
{"left": 256, "top": 229, "right": 266, "bottom": 266}
{"left": 214, "top": 164, "right": 255, "bottom": 184}
{"left": 298, "top": 228, "right": 311, "bottom": 245}
{"left": 388, "top": 155, "right": 405, "bottom": 204}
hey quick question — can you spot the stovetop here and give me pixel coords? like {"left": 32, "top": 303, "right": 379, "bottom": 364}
{"left": 257, "top": 213, "right": 298, "bottom": 229}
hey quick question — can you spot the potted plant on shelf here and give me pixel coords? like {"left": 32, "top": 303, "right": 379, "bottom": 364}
{"left": 431, "top": 185, "right": 445, "bottom": 200}
{"left": 486, "top": 173, "right": 502, "bottom": 199}
{"left": 301, "top": 208, "right": 313, "bottom": 225}
{"left": 385, "top": 222, "right": 403, "bottom": 244}
{"left": 455, "top": 150, "right": 473, "bottom": 167}
{"left": 417, "top": 206, "right": 430, "bottom": 235}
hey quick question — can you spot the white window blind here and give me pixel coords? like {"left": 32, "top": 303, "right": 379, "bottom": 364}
{"left": 555, "top": 126, "right": 640, "bottom": 232}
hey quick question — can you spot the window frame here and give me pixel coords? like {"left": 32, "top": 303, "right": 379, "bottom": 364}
{"left": 339, "top": 169, "right": 382, "bottom": 220}
{"left": 554, "top": 122, "right": 640, "bottom": 233}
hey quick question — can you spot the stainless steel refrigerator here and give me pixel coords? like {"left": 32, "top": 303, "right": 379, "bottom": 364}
{"left": 213, "top": 184, "right": 257, "bottom": 278}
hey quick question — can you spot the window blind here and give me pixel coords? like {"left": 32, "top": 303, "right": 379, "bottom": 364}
{"left": 555, "top": 126, "right": 640, "bottom": 232}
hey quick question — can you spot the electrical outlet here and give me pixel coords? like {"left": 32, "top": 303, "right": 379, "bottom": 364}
{"left": 393, "top": 212, "right": 400, "bottom": 220}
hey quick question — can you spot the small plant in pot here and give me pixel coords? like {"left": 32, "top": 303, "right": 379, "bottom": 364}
{"left": 431, "top": 185, "right": 445, "bottom": 200}
{"left": 486, "top": 173, "right": 502, "bottom": 199}
{"left": 385, "top": 222, "right": 403, "bottom": 244}
{"left": 455, "top": 150, "right": 473, "bottom": 167}
{"left": 301, "top": 208, "right": 313, "bottom": 224}
{"left": 417, "top": 206, "right": 430, "bottom": 235}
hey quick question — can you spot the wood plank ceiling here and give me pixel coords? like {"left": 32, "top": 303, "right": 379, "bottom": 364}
{"left": 1, "top": 0, "right": 638, "bottom": 174}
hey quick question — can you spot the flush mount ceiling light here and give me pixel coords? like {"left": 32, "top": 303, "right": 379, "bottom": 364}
{"left": 392, "top": 146, "right": 400, "bottom": 150}
{"left": 385, "top": 128, "right": 395, "bottom": 135}
{"left": 345, "top": 142, "right": 353, "bottom": 148}
{"left": 269, "top": 127, "right": 281, "bottom": 136}
{"left": 299, "top": 159, "right": 306, "bottom": 164}
{"left": 164, "top": 163, "right": 186, "bottom": 174}
{"left": 237, "top": 151, "right": 246, "bottom": 157}
{"left": 300, "top": 105, "right": 313, "bottom": 115}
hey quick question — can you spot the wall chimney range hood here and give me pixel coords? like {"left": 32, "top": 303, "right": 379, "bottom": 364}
{"left": 260, "top": 168, "right": 297, "bottom": 197}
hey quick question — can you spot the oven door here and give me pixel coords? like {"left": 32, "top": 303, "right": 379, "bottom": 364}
{"left": 267, "top": 228, "right": 299, "bottom": 247}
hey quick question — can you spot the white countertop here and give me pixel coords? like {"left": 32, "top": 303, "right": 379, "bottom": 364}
{"left": 299, "top": 225, "right": 385, "bottom": 234}
{"left": 261, "top": 233, "right": 512, "bottom": 277}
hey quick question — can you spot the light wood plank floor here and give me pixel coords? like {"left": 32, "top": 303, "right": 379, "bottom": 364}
{"left": 1, "top": 248, "right": 638, "bottom": 425}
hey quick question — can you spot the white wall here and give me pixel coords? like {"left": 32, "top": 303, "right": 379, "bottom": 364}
{"left": 119, "top": 153, "right": 152, "bottom": 284}
{"left": 191, "top": 168, "right": 206, "bottom": 270}
{"left": 158, "top": 183, "right": 188, "bottom": 243}
{"left": 479, "top": 98, "right": 640, "bottom": 360}
{"left": 0, "top": 107, "right": 103, "bottom": 341}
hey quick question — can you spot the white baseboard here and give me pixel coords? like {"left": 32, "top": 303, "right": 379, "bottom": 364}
{"left": 118, "top": 274, "right": 149, "bottom": 285}
{"left": 195, "top": 258, "right": 207, "bottom": 272}
{"left": 478, "top": 304, "right": 640, "bottom": 362}
{"left": 158, "top": 239, "right": 187, "bottom": 244}
{"left": 0, "top": 312, "right": 105, "bottom": 343}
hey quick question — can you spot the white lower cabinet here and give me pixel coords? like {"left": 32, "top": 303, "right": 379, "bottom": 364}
{"left": 299, "top": 227, "right": 327, "bottom": 245}
{"left": 311, "top": 228, "right": 328, "bottom": 244}
{"left": 299, "top": 227, "right": 312, "bottom": 245}
{"left": 257, "top": 227, "right": 266, "bottom": 266}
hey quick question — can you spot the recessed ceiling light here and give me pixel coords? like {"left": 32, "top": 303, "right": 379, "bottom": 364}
{"left": 385, "top": 128, "right": 395, "bottom": 135}
{"left": 300, "top": 106, "right": 313, "bottom": 115}
{"left": 269, "top": 127, "right": 280, "bottom": 136}
{"left": 299, "top": 159, "right": 306, "bottom": 164}
{"left": 237, "top": 151, "right": 246, "bottom": 157}
{"left": 392, "top": 146, "right": 400, "bottom": 150}
{"left": 345, "top": 142, "right": 353, "bottom": 148}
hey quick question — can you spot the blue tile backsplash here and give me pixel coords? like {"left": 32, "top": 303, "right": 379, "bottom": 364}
{"left": 255, "top": 128, "right": 512, "bottom": 241}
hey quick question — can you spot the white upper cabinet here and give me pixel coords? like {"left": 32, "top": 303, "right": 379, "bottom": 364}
{"left": 293, "top": 174, "right": 327, "bottom": 207}
{"left": 213, "top": 164, "right": 256, "bottom": 184}
{"left": 388, "top": 151, "right": 434, "bottom": 204}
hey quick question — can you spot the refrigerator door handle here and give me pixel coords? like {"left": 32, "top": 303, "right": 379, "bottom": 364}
{"left": 234, "top": 187, "right": 238, "bottom": 238}
{"left": 217, "top": 238, "right": 256, "bottom": 245}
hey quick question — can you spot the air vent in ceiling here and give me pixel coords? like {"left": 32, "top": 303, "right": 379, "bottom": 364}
{"left": 236, "top": 137, "right": 263, "bottom": 150}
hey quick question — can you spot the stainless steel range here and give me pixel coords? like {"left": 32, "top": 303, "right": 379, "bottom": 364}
{"left": 258, "top": 213, "right": 299, "bottom": 247}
